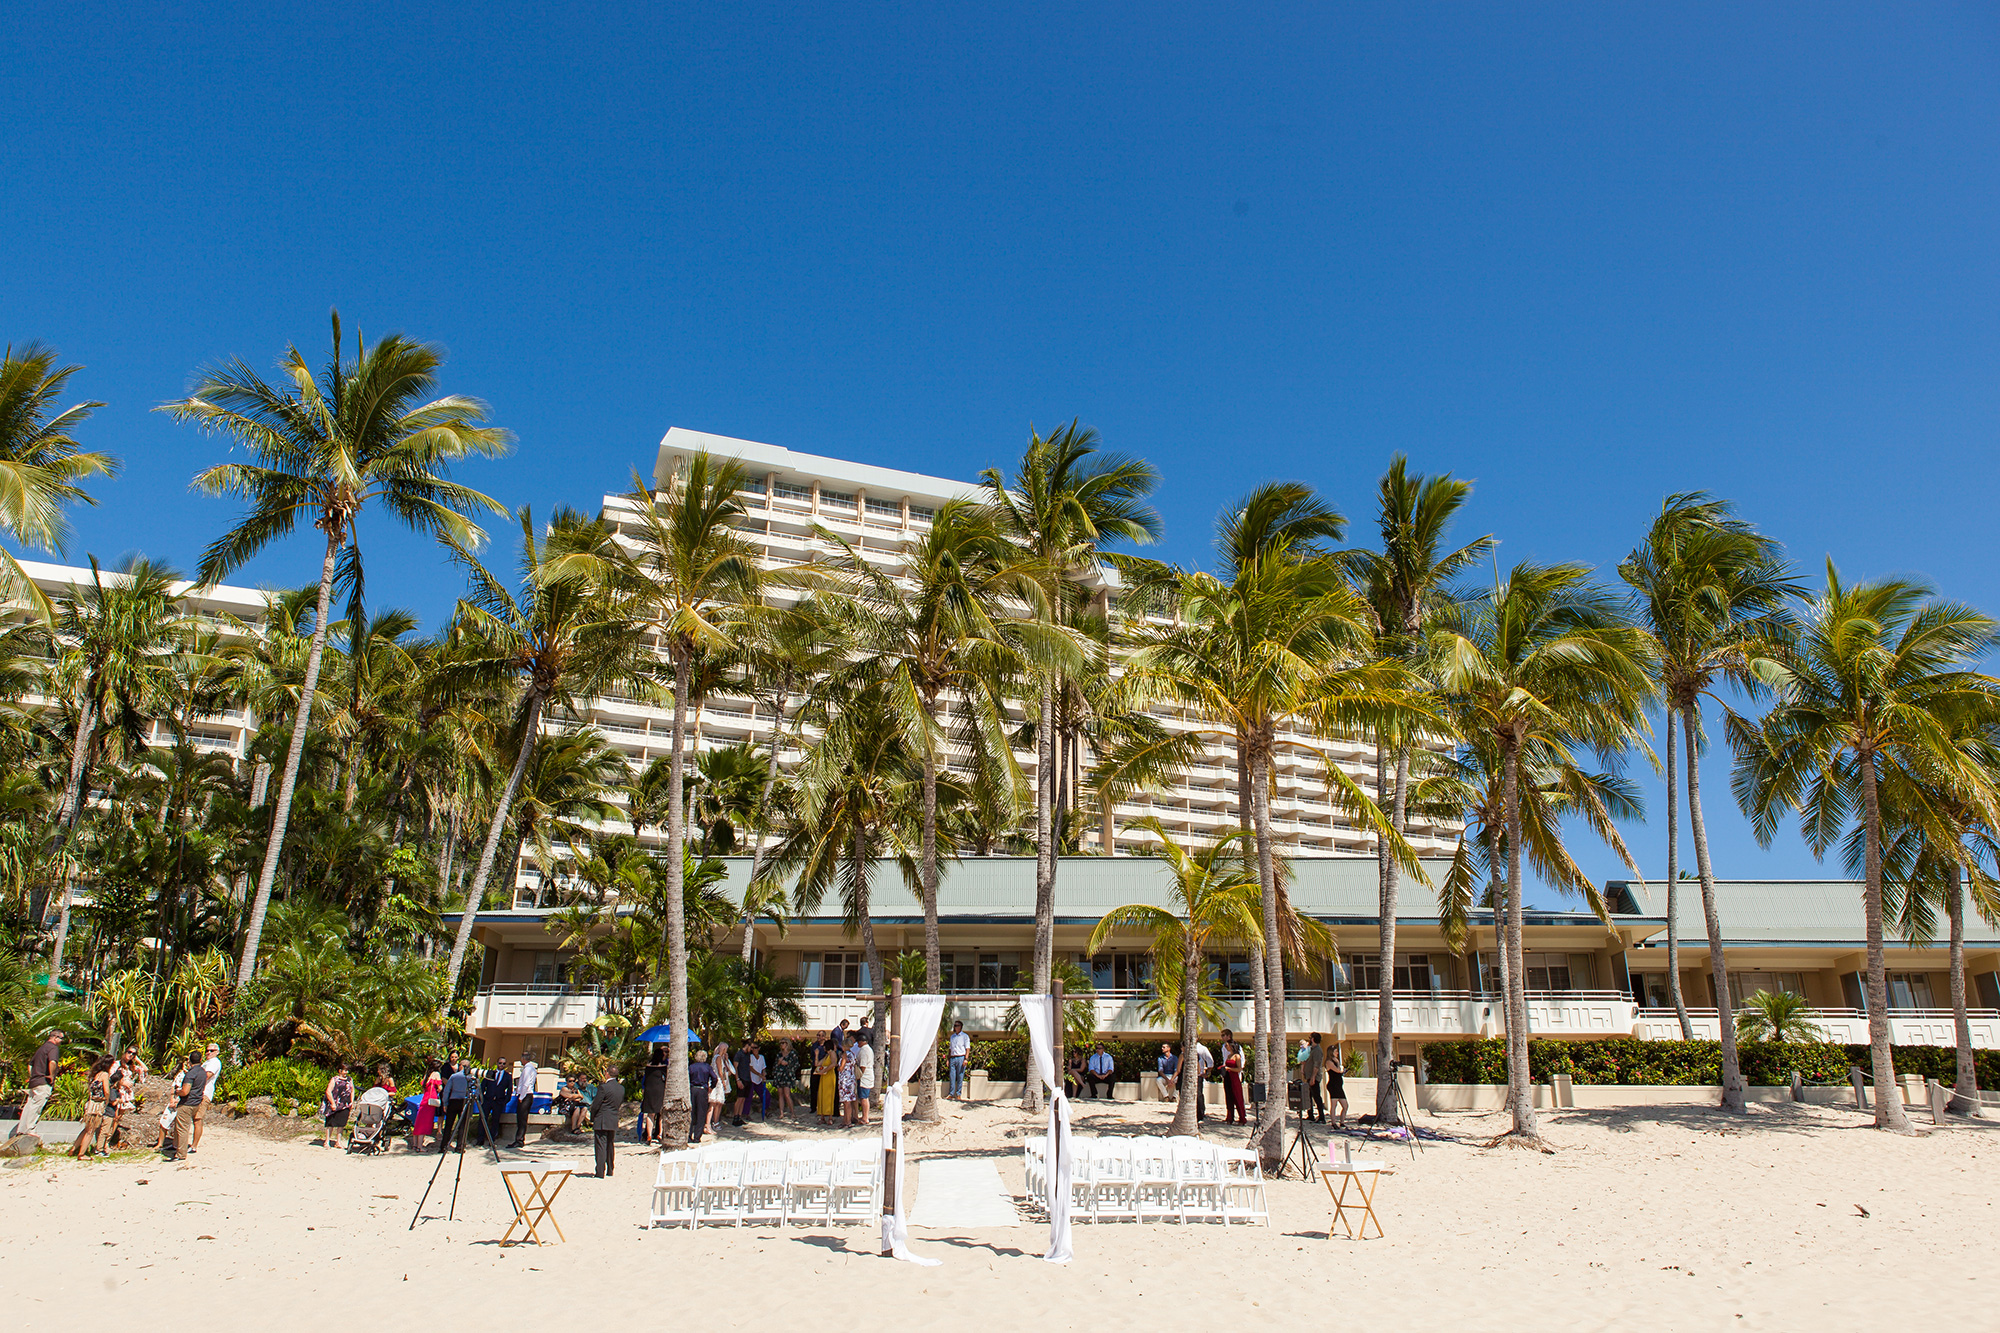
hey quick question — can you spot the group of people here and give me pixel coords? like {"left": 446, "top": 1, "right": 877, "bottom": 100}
{"left": 629, "top": 1018, "right": 890, "bottom": 1147}
{"left": 318, "top": 1060, "right": 403, "bottom": 1149}
{"left": 1049, "top": 1030, "right": 1350, "bottom": 1130}
{"left": 1292, "top": 1032, "right": 1350, "bottom": 1125}
{"left": 11, "top": 1028, "right": 226, "bottom": 1163}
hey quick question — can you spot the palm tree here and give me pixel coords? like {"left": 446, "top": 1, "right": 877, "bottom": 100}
{"left": 1087, "top": 819, "right": 1263, "bottom": 1135}
{"left": 1621, "top": 494, "right": 1799, "bottom": 1106}
{"left": 1430, "top": 562, "right": 1654, "bottom": 1148}
{"left": 1735, "top": 989, "right": 1825, "bottom": 1043}
{"left": 1731, "top": 564, "right": 2000, "bottom": 1133}
{"left": 0, "top": 341, "right": 117, "bottom": 620}
{"left": 737, "top": 876, "right": 790, "bottom": 963}
{"left": 1355, "top": 456, "right": 1491, "bottom": 1121}
{"left": 982, "top": 422, "right": 1161, "bottom": 1107}
{"left": 437, "top": 508, "right": 650, "bottom": 989}
{"left": 821, "top": 496, "right": 1066, "bottom": 1117}
{"left": 613, "top": 454, "right": 768, "bottom": 1143}
{"left": 39, "top": 557, "right": 189, "bottom": 991}
{"left": 162, "top": 313, "right": 509, "bottom": 982}
{"left": 1129, "top": 484, "right": 1415, "bottom": 1162}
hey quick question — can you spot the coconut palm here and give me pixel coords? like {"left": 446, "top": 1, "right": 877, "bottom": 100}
{"left": 1734, "top": 989, "right": 1825, "bottom": 1044}
{"left": 981, "top": 423, "right": 1162, "bottom": 1049}
{"left": 437, "top": 507, "right": 651, "bottom": 989}
{"left": 612, "top": 453, "right": 769, "bottom": 1142}
{"left": 0, "top": 342, "right": 117, "bottom": 620}
{"left": 820, "top": 497, "right": 1069, "bottom": 1117}
{"left": 1430, "top": 562, "right": 1654, "bottom": 1148}
{"left": 1087, "top": 820, "right": 1263, "bottom": 1135}
{"left": 1128, "top": 483, "right": 1415, "bottom": 1161}
{"left": 1730, "top": 565, "right": 2000, "bottom": 1133}
{"left": 162, "top": 314, "right": 509, "bottom": 982}
{"left": 1354, "top": 456, "right": 1492, "bottom": 1121}
{"left": 38, "top": 557, "right": 190, "bottom": 990}
{"left": 1621, "top": 493, "right": 1800, "bottom": 1105}
{"left": 736, "top": 876, "right": 790, "bottom": 963}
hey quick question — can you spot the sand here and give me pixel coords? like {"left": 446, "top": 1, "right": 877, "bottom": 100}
{"left": 3, "top": 1093, "right": 1993, "bottom": 1331}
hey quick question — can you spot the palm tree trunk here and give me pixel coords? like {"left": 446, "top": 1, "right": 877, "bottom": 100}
{"left": 1500, "top": 738, "right": 1540, "bottom": 1143}
{"left": 662, "top": 654, "right": 693, "bottom": 1145}
{"left": 445, "top": 693, "right": 544, "bottom": 989}
{"left": 1856, "top": 749, "right": 1912, "bottom": 1132}
{"left": 743, "top": 679, "right": 788, "bottom": 892}
{"left": 914, "top": 698, "right": 943, "bottom": 1120}
{"left": 853, "top": 824, "right": 888, "bottom": 1092}
{"left": 1239, "top": 738, "right": 1267, "bottom": 1099}
{"left": 1663, "top": 709, "right": 1693, "bottom": 1038}
{"left": 1374, "top": 740, "right": 1406, "bottom": 1122}
{"left": 1944, "top": 867, "right": 1982, "bottom": 1116}
{"left": 1250, "top": 737, "right": 1286, "bottom": 1167}
{"left": 1681, "top": 703, "right": 1744, "bottom": 1112}
{"left": 1174, "top": 932, "right": 1200, "bottom": 1137}
{"left": 236, "top": 528, "right": 342, "bottom": 984}
{"left": 36, "top": 692, "right": 98, "bottom": 923}
{"left": 1027, "top": 677, "right": 1056, "bottom": 1114}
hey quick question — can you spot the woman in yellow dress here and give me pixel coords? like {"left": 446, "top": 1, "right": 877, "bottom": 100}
{"left": 814, "top": 1039, "right": 839, "bottom": 1125}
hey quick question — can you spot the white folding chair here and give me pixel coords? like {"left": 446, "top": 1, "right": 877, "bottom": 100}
{"left": 1064, "top": 1136, "right": 1098, "bottom": 1221}
{"left": 827, "top": 1142, "right": 882, "bottom": 1224}
{"left": 650, "top": 1149, "right": 698, "bottom": 1228}
{"left": 1172, "top": 1140, "right": 1223, "bottom": 1223}
{"left": 783, "top": 1143, "right": 835, "bottom": 1224}
{"left": 1089, "top": 1137, "right": 1138, "bottom": 1221}
{"left": 739, "top": 1144, "right": 789, "bottom": 1226}
{"left": 694, "top": 1144, "right": 747, "bottom": 1225}
{"left": 1217, "top": 1145, "right": 1269, "bottom": 1226}
{"left": 1130, "top": 1137, "right": 1179, "bottom": 1223}
{"left": 1022, "top": 1135, "right": 1047, "bottom": 1200}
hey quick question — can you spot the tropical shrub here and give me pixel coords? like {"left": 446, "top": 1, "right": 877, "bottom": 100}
{"left": 1418, "top": 1038, "right": 1995, "bottom": 1087}
{"left": 228, "top": 1057, "right": 336, "bottom": 1104}
{"left": 1736, "top": 990, "right": 1825, "bottom": 1043}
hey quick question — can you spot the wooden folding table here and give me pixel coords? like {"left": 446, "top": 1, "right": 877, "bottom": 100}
{"left": 500, "top": 1168, "right": 572, "bottom": 1246}
{"left": 1319, "top": 1160, "right": 1385, "bottom": 1240}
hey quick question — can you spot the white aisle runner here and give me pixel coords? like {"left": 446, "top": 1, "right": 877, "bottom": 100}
{"left": 908, "top": 1157, "right": 1020, "bottom": 1229}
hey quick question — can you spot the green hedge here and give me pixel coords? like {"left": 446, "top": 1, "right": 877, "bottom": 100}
{"left": 228, "top": 1057, "right": 336, "bottom": 1104}
{"left": 1841, "top": 1044, "right": 2000, "bottom": 1086}
{"left": 1420, "top": 1038, "right": 1849, "bottom": 1087}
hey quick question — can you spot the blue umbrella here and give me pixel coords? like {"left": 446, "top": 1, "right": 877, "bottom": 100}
{"left": 636, "top": 1024, "right": 700, "bottom": 1045}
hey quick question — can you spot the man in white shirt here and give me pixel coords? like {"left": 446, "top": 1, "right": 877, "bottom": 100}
{"left": 1192, "top": 1042, "right": 1215, "bottom": 1122}
{"left": 947, "top": 1021, "right": 971, "bottom": 1099}
{"left": 190, "top": 1043, "right": 222, "bottom": 1153}
{"left": 511, "top": 1057, "right": 539, "bottom": 1148}
{"left": 853, "top": 1038, "right": 875, "bottom": 1126}
{"left": 1085, "top": 1043, "right": 1116, "bottom": 1099}
{"left": 747, "top": 1048, "right": 768, "bottom": 1121}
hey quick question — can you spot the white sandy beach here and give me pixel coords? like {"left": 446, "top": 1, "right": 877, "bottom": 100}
{"left": 3, "top": 1095, "right": 1993, "bottom": 1332}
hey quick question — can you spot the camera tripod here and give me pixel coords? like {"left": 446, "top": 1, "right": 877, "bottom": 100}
{"left": 409, "top": 1075, "right": 507, "bottom": 1230}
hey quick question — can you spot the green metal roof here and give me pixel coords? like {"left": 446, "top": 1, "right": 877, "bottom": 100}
{"left": 1605, "top": 878, "right": 2000, "bottom": 948}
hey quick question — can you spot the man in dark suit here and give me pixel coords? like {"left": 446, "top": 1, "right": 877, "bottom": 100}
{"left": 592, "top": 1071, "right": 625, "bottom": 1178}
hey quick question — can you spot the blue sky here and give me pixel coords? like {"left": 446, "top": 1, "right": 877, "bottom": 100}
{"left": 5, "top": 4, "right": 1997, "bottom": 899}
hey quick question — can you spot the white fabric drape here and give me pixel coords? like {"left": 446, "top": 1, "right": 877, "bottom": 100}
{"left": 1017, "top": 995, "right": 1073, "bottom": 1264}
{"left": 881, "top": 991, "right": 950, "bottom": 1264}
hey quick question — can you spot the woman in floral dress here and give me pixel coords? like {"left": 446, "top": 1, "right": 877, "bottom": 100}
{"left": 769, "top": 1039, "right": 800, "bottom": 1117}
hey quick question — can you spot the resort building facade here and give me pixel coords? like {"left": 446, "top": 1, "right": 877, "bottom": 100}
{"left": 511, "top": 427, "right": 1463, "bottom": 901}
{"left": 456, "top": 860, "right": 2000, "bottom": 1070}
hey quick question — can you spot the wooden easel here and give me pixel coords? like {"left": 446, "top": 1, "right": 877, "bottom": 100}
{"left": 499, "top": 1168, "right": 571, "bottom": 1246}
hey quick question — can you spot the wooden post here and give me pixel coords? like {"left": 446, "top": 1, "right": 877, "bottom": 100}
{"left": 880, "top": 976, "right": 902, "bottom": 1254}
{"left": 1052, "top": 977, "right": 1066, "bottom": 1100}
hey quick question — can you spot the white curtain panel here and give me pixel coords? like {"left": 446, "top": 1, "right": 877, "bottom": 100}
{"left": 880, "top": 991, "right": 950, "bottom": 1264}
{"left": 1016, "top": 994, "right": 1074, "bottom": 1264}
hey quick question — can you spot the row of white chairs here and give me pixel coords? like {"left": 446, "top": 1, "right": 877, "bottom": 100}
{"left": 1023, "top": 1135, "right": 1269, "bottom": 1225}
{"left": 651, "top": 1141, "right": 883, "bottom": 1228}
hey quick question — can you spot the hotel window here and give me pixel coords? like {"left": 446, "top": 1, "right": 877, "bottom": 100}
{"left": 908, "top": 504, "right": 935, "bottom": 525}
{"left": 1888, "top": 973, "right": 1937, "bottom": 1010}
{"left": 1522, "top": 953, "right": 1596, "bottom": 992}
{"left": 866, "top": 497, "right": 902, "bottom": 521}
{"left": 737, "top": 477, "right": 767, "bottom": 500}
{"left": 1726, "top": 971, "right": 1806, "bottom": 1008}
{"left": 1347, "top": 953, "right": 1439, "bottom": 992}
{"left": 820, "top": 489, "right": 856, "bottom": 512}
{"left": 802, "top": 951, "right": 870, "bottom": 991}
{"left": 773, "top": 481, "right": 813, "bottom": 505}
{"left": 1084, "top": 952, "right": 1154, "bottom": 991}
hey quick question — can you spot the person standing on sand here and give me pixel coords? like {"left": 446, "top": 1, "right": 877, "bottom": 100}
{"left": 438, "top": 1064, "right": 469, "bottom": 1152}
{"left": 947, "top": 1022, "right": 970, "bottom": 1099}
{"left": 190, "top": 1042, "right": 222, "bottom": 1153}
{"left": 853, "top": 1036, "right": 874, "bottom": 1126}
{"left": 688, "top": 1049, "right": 714, "bottom": 1144}
{"left": 322, "top": 1063, "right": 355, "bottom": 1149}
{"left": 411, "top": 1063, "right": 442, "bottom": 1151}
{"left": 1299, "top": 1033, "right": 1325, "bottom": 1123}
{"left": 1325, "top": 1044, "right": 1348, "bottom": 1126}
{"left": 71, "top": 1057, "right": 114, "bottom": 1157}
{"left": 813, "top": 1040, "right": 838, "bottom": 1125}
{"left": 591, "top": 1067, "right": 624, "bottom": 1178}
{"left": 511, "top": 1055, "right": 538, "bottom": 1148}
{"left": 1220, "top": 1030, "right": 1246, "bottom": 1125}
{"left": 165, "top": 1057, "right": 203, "bottom": 1161}
{"left": 16, "top": 1028, "right": 64, "bottom": 1137}
{"left": 837, "top": 1035, "right": 860, "bottom": 1127}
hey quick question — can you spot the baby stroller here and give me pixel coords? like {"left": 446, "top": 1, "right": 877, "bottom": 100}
{"left": 347, "top": 1087, "right": 405, "bottom": 1155}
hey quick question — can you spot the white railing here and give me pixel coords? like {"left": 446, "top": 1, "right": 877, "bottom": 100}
{"left": 1634, "top": 1006, "right": 2000, "bottom": 1049}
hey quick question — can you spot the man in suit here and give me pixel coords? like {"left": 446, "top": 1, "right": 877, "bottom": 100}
{"left": 591, "top": 1070, "right": 625, "bottom": 1178}
{"left": 1299, "top": 1032, "right": 1326, "bottom": 1123}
